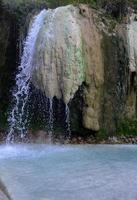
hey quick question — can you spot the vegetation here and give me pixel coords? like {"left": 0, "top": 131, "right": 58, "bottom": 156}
{"left": 1, "top": 0, "right": 137, "bottom": 21}
{"left": 117, "top": 119, "right": 137, "bottom": 136}
{"left": 96, "top": 119, "right": 137, "bottom": 141}
{"left": 2, "top": 0, "right": 137, "bottom": 9}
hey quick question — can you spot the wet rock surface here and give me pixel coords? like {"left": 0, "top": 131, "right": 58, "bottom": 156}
{"left": 0, "top": 180, "right": 12, "bottom": 200}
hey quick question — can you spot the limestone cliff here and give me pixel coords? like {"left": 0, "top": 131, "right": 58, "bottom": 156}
{"left": 31, "top": 5, "right": 104, "bottom": 131}
{"left": 125, "top": 13, "right": 137, "bottom": 119}
{"left": 31, "top": 5, "right": 137, "bottom": 134}
{"left": 32, "top": 5, "right": 85, "bottom": 104}
{"left": 78, "top": 5, "right": 104, "bottom": 131}
{"left": 1, "top": 2, "right": 137, "bottom": 136}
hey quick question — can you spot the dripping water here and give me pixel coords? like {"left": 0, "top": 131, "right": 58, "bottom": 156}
{"left": 48, "top": 98, "right": 54, "bottom": 142}
{"left": 6, "top": 9, "right": 47, "bottom": 143}
{"left": 65, "top": 104, "right": 71, "bottom": 140}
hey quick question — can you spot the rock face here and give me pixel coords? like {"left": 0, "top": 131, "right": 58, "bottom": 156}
{"left": 0, "top": 2, "right": 18, "bottom": 127}
{"left": 32, "top": 5, "right": 85, "bottom": 104}
{"left": 32, "top": 5, "right": 136, "bottom": 132}
{"left": 101, "top": 29, "right": 128, "bottom": 133}
{"left": 32, "top": 5, "right": 104, "bottom": 131}
{"left": 78, "top": 5, "right": 104, "bottom": 131}
{"left": 1, "top": 2, "right": 137, "bottom": 135}
{"left": 128, "top": 14, "right": 137, "bottom": 73}
{"left": 0, "top": 179, "right": 12, "bottom": 200}
{"left": 125, "top": 13, "right": 137, "bottom": 119}
{"left": 31, "top": 4, "right": 137, "bottom": 133}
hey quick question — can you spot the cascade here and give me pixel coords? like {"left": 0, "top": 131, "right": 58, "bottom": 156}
{"left": 6, "top": 9, "right": 47, "bottom": 143}
{"left": 6, "top": 5, "right": 86, "bottom": 143}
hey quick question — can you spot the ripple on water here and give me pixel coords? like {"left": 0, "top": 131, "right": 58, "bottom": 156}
{"left": 0, "top": 144, "right": 137, "bottom": 200}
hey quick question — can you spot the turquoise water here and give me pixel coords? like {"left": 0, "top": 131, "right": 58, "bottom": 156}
{"left": 0, "top": 144, "right": 137, "bottom": 200}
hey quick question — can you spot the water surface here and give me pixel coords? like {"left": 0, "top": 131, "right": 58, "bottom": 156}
{"left": 0, "top": 144, "right": 137, "bottom": 200}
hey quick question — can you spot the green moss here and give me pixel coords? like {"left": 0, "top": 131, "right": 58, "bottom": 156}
{"left": 116, "top": 119, "right": 137, "bottom": 136}
{"left": 89, "top": 119, "right": 137, "bottom": 141}
{"left": 65, "top": 41, "right": 85, "bottom": 81}
{"left": 96, "top": 128, "right": 109, "bottom": 140}
{"left": 76, "top": 44, "right": 85, "bottom": 81}
{"left": 101, "top": 30, "right": 129, "bottom": 135}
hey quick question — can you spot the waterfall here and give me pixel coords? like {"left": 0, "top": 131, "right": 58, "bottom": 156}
{"left": 6, "top": 6, "right": 85, "bottom": 143}
{"left": 6, "top": 9, "right": 47, "bottom": 143}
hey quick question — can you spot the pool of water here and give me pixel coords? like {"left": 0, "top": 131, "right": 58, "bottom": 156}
{"left": 0, "top": 144, "right": 137, "bottom": 200}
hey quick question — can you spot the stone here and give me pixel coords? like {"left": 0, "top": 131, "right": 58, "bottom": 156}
{"left": 32, "top": 5, "right": 85, "bottom": 104}
{"left": 0, "top": 179, "right": 12, "bottom": 200}
{"left": 32, "top": 5, "right": 104, "bottom": 131}
{"left": 125, "top": 13, "right": 137, "bottom": 119}
{"left": 78, "top": 5, "right": 104, "bottom": 131}
{"left": 3, "top": 4, "right": 136, "bottom": 135}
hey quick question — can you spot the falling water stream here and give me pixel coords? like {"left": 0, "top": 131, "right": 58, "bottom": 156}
{"left": 48, "top": 97, "right": 54, "bottom": 141}
{"left": 65, "top": 104, "right": 71, "bottom": 140}
{"left": 6, "top": 10, "right": 47, "bottom": 143}
{"left": 6, "top": 8, "right": 72, "bottom": 143}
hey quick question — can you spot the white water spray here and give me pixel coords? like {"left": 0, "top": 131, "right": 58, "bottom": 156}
{"left": 7, "top": 9, "right": 47, "bottom": 143}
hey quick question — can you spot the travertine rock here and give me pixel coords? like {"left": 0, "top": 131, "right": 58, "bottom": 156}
{"left": 32, "top": 5, "right": 85, "bottom": 104}
{"left": 32, "top": 5, "right": 104, "bottom": 131}
{"left": 31, "top": 5, "right": 137, "bottom": 133}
